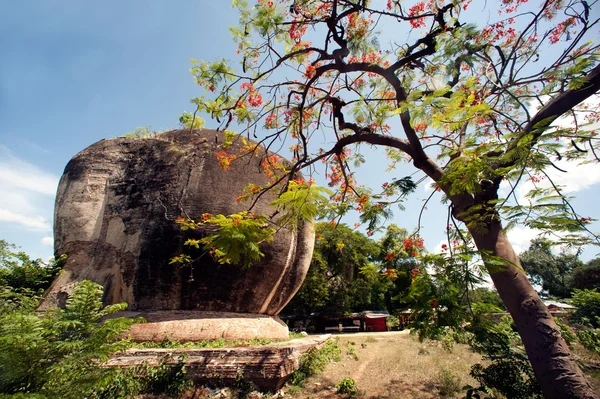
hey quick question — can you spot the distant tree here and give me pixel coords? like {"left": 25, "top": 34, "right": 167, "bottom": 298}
{"left": 519, "top": 239, "right": 582, "bottom": 298}
{"left": 470, "top": 287, "right": 506, "bottom": 311}
{"left": 375, "top": 224, "right": 422, "bottom": 308}
{"left": 283, "top": 222, "right": 385, "bottom": 316}
{"left": 572, "top": 258, "right": 600, "bottom": 291}
{"left": 0, "top": 239, "right": 65, "bottom": 294}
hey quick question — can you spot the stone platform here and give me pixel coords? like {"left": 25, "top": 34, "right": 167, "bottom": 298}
{"left": 116, "top": 311, "right": 290, "bottom": 341}
{"left": 105, "top": 334, "right": 331, "bottom": 390}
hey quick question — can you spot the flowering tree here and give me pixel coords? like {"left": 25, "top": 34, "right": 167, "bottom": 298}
{"left": 186, "top": 0, "right": 600, "bottom": 397}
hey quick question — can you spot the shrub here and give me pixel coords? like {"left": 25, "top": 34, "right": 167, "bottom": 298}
{"left": 0, "top": 281, "right": 141, "bottom": 398}
{"left": 336, "top": 378, "right": 358, "bottom": 397}
{"left": 346, "top": 341, "right": 359, "bottom": 361}
{"left": 96, "top": 357, "right": 191, "bottom": 399}
{"left": 441, "top": 332, "right": 455, "bottom": 352}
{"left": 555, "top": 318, "right": 578, "bottom": 346}
{"left": 466, "top": 317, "right": 542, "bottom": 399}
{"left": 435, "top": 367, "right": 461, "bottom": 397}
{"left": 288, "top": 339, "right": 341, "bottom": 386}
{"left": 571, "top": 289, "right": 600, "bottom": 328}
{"left": 576, "top": 328, "right": 600, "bottom": 354}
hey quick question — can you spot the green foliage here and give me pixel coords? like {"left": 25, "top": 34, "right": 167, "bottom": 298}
{"left": 288, "top": 339, "right": 341, "bottom": 386}
{"left": 402, "top": 270, "right": 465, "bottom": 341}
{"left": 270, "top": 181, "right": 333, "bottom": 230}
{"left": 232, "top": 368, "right": 256, "bottom": 399}
{"left": 0, "top": 240, "right": 65, "bottom": 295}
{"left": 519, "top": 239, "right": 582, "bottom": 298}
{"left": 434, "top": 367, "right": 462, "bottom": 397}
{"left": 177, "top": 212, "right": 275, "bottom": 269}
{"left": 282, "top": 222, "right": 389, "bottom": 317}
{"left": 121, "top": 125, "right": 165, "bottom": 139}
{"left": 178, "top": 111, "right": 205, "bottom": 129}
{"left": 576, "top": 328, "right": 600, "bottom": 354}
{"left": 336, "top": 378, "right": 358, "bottom": 397}
{"left": 134, "top": 336, "right": 277, "bottom": 349}
{"left": 345, "top": 341, "right": 359, "bottom": 361}
{"left": 466, "top": 317, "right": 542, "bottom": 399}
{"left": 571, "top": 258, "right": 600, "bottom": 291}
{"left": 0, "top": 281, "right": 142, "bottom": 398}
{"left": 136, "top": 357, "right": 192, "bottom": 397}
{"left": 175, "top": 181, "right": 332, "bottom": 270}
{"left": 469, "top": 287, "right": 505, "bottom": 310}
{"left": 555, "top": 318, "right": 578, "bottom": 347}
{"left": 570, "top": 289, "right": 600, "bottom": 328}
{"left": 96, "top": 357, "right": 192, "bottom": 399}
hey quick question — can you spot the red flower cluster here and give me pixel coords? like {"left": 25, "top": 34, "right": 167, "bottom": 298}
{"left": 550, "top": 17, "right": 577, "bottom": 44}
{"left": 384, "top": 269, "right": 398, "bottom": 281}
{"left": 215, "top": 150, "right": 236, "bottom": 170}
{"left": 413, "top": 123, "right": 428, "bottom": 133}
{"left": 408, "top": 2, "right": 426, "bottom": 29}
{"left": 356, "top": 195, "right": 368, "bottom": 212}
{"left": 265, "top": 113, "right": 278, "bottom": 129}
{"left": 288, "top": 18, "right": 307, "bottom": 42}
{"left": 240, "top": 82, "right": 263, "bottom": 107}
{"left": 403, "top": 237, "right": 424, "bottom": 250}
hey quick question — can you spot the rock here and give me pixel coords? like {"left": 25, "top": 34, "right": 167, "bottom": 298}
{"left": 104, "top": 335, "right": 332, "bottom": 391}
{"left": 123, "top": 310, "right": 289, "bottom": 341}
{"left": 40, "top": 129, "right": 314, "bottom": 338}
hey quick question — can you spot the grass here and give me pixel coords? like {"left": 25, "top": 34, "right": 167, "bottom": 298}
{"left": 284, "top": 331, "right": 483, "bottom": 399}
{"left": 133, "top": 337, "right": 277, "bottom": 349}
{"left": 132, "top": 333, "right": 306, "bottom": 350}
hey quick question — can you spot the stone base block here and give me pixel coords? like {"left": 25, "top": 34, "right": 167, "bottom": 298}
{"left": 105, "top": 335, "right": 331, "bottom": 391}
{"left": 117, "top": 311, "right": 290, "bottom": 341}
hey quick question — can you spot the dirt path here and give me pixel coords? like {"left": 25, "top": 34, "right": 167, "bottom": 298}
{"left": 285, "top": 333, "right": 483, "bottom": 399}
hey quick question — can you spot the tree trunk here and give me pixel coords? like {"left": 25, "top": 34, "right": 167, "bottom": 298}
{"left": 469, "top": 221, "right": 597, "bottom": 399}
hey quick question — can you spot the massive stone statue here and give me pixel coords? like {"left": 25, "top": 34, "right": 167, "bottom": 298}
{"left": 40, "top": 129, "right": 315, "bottom": 340}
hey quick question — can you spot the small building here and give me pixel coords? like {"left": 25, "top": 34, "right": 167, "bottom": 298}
{"left": 543, "top": 300, "right": 576, "bottom": 311}
{"left": 283, "top": 311, "right": 391, "bottom": 333}
{"left": 363, "top": 311, "right": 390, "bottom": 332}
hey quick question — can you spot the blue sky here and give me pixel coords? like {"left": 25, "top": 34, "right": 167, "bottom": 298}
{"left": 1, "top": 1, "right": 599, "bottom": 263}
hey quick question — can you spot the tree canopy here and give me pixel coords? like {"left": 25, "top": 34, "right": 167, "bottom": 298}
{"left": 572, "top": 257, "right": 600, "bottom": 291}
{"left": 283, "top": 222, "right": 388, "bottom": 316}
{"left": 520, "top": 238, "right": 584, "bottom": 298}
{"left": 184, "top": 1, "right": 600, "bottom": 397}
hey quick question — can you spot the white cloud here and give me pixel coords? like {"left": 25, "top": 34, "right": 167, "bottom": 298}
{"left": 432, "top": 239, "right": 449, "bottom": 254}
{"left": 515, "top": 96, "right": 600, "bottom": 200}
{"left": 0, "top": 150, "right": 58, "bottom": 196}
{"left": 41, "top": 236, "right": 54, "bottom": 246}
{"left": 499, "top": 96, "right": 600, "bottom": 255}
{"left": 0, "top": 209, "right": 51, "bottom": 231}
{"left": 505, "top": 226, "right": 543, "bottom": 256}
{"left": 0, "top": 146, "right": 58, "bottom": 233}
{"left": 422, "top": 177, "right": 435, "bottom": 193}
{"left": 512, "top": 155, "right": 600, "bottom": 205}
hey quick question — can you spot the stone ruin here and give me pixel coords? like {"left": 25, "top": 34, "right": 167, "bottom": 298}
{"left": 40, "top": 128, "right": 316, "bottom": 342}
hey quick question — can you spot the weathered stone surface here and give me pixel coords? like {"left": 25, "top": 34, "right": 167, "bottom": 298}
{"left": 119, "top": 311, "right": 289, "bottom": 341}
{"left": 41, "top": 129, "right": 315, "bottom": 320}
{"left": 105, "top": 335, "right": 331, "bottom": 391}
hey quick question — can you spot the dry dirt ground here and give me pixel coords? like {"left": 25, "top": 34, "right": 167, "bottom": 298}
{"left": 284, "top": 331, "right": 483, "bottom": 399}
